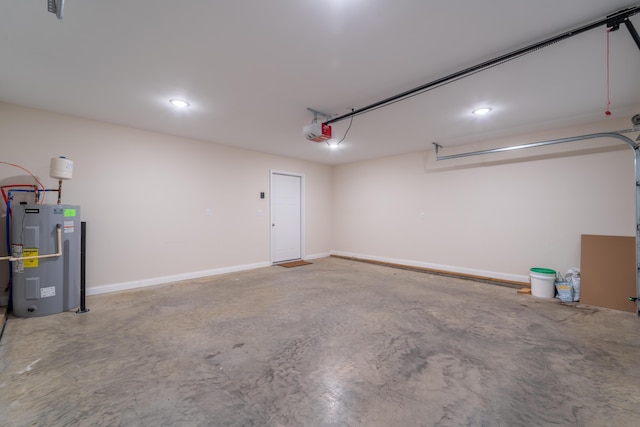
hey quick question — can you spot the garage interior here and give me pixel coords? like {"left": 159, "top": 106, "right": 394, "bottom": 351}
{"left": 1, "top": 1, "right": 640, "bottom": 426}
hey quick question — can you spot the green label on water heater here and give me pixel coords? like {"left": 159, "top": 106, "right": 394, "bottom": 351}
{"left": 64, "top": 209, "right": 77, "bottom": 217}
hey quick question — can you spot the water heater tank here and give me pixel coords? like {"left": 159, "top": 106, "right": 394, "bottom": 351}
{"left": 50, "top": 156, "right": 73, "bottom": 180}
{"left": 11, "top": 204, "right": 81, "bottom": 317}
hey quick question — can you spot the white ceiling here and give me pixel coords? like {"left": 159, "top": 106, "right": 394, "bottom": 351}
{"left": 1, "top": 1, "right": 639, "bottom": 165}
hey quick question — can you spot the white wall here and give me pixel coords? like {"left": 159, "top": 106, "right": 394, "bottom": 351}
{"left": 332, "top": 118, "right": 636, "bottom": 282}
{"left": 0, "top": 103, "right": 332, "bottom": 294}
{"left": 1, "top": 101, "right": 636, "bottom": 294}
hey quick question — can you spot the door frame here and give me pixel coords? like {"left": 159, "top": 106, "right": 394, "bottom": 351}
{"left": 270, "top": 170, "right": 305, "bottom": 264}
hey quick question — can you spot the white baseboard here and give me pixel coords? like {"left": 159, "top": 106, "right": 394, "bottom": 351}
{"left": 86, "top": 261, "right": 271, "bottom": 296}
{"left": 305, "top": 252, "right": 330, "bottom": 260}
{"left": 87, "top": 251, "right": 508, "bottom": 297}
{"left": 330, "top": 250, "right": 529, "bottom": 283}
{"left": 87, "top": 254, "right": 332, "bottom": 296}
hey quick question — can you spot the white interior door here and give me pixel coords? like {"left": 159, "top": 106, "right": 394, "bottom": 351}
{"left": 271, "top": 172, "right": 302, "bottom": 263}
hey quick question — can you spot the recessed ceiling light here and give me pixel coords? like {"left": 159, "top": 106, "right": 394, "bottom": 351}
{"left": 169, "top": 99, "right": 190, "bottom": 108}
{"left": 472, "top": 107, "right": 492, "bottom": 115}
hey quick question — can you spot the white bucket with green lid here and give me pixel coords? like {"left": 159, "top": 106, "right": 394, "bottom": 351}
{"left": 530, "top": 268, "right": 556, "bottom": 298}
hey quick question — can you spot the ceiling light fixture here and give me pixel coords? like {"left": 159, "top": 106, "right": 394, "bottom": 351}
{"left": 169, "top": 99, "right": 190, "bottom": 108}
{"left": 326, "top": 139, "right": 340, "bottom": 149}
{"left": 472, "top": 107, "right": 492, "bottom": 115}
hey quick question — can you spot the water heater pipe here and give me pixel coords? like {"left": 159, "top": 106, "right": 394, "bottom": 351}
{"left": 6, "top": 224, "right": 63, "bottom": 262}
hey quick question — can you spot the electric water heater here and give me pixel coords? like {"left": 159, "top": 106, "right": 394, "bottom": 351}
{"left": 11, "top": 204, "right": 81, "bottom": 317}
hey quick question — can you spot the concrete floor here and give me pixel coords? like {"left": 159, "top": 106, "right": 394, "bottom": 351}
{"left": 1, "top": 256, "right": 640, "bottom": 426}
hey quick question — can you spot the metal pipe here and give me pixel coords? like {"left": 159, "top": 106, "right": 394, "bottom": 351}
{"left": 5, "top": 193, "right": 12, "bottom": 312}
{"left": 57, "top": 180, "right": 62, "bottom": 204}
{"left": 325, "top": 5, "right": 640, "bottom": 126}
{"left": 624, "top": 19, "right": 640, "bottom": 50}
{"left": 635, "top": 146, "right": 640, "bottom": 316}
{"left": 433, "top": 130, "right": 640, "bottom": 316}
{"left": 433, "top": 132, "right": 637, "bottom": 161}
{"left": 76, "top": 221, "right": 89, "bottom": 314}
